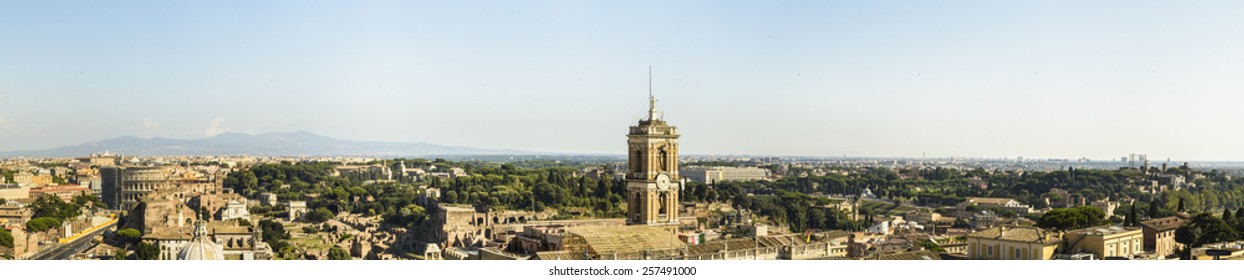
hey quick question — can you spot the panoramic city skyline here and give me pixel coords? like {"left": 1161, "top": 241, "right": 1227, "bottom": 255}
{"left": 13, "top": 2, "right": 1244, "bottom": 274}
{"left": 4, "top": 1, "right": 1244, "bottom": 160}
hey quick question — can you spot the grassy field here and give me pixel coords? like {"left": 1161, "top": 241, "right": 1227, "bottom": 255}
{"left": 858, "top": 200, "right": 917, "bottom": 216}
{"left": 288, "top": 235, "right": 333, "bottom": 252}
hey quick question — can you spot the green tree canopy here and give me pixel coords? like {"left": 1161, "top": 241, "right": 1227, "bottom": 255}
{"left": 0, "top": 227, "right": 14, "bottom": 248}
{"left": 1036, "top": 206, "right": 1106, "bottom": 230}
{"left": 25, "top": 217, "right": 63, "bottom": 232}
{"left": 134, "top": 242, "right": 160, "bottom": 260}
{"left": 224, "top": 170, "right": 260, "bottom": 196}
{"left": 383, "top": 204, "right": 427, "bottom": 228}
{"left": 116, "top": 228, "right": 142, "bottom": 245}
{"left": 29, "top": 195, "right": 82, "bottom": 221}
{"left": 259, "top": 219, "right": 290, "bottom": 243}
{"left": 1175, "top": 213, "right": 1238, "bottom": 248}
{"left": 304, "top": 207, "right": 335, "bottom": 224}
{"left": 71, "top": 194, "right": 104, "bottom": 209}
{"left": 952, "top": 218, "right": 971, "bottom": 229}
{"left": 327, "top": 246, "right": 351, "bottom": 260}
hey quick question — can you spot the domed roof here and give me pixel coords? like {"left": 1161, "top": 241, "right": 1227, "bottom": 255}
{"left": 178, "top": 221, "right": 225, "bottom": 260}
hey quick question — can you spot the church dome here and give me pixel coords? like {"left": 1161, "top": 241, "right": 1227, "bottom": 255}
{"left": 178, "top": 221, "right": 225, "bottom": 260}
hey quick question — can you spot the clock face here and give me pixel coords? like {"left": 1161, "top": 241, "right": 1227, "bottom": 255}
{"left": 656, "top": 173, "right": 671, "bottom": 190}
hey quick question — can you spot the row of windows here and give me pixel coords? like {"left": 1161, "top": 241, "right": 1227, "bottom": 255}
{"left": 1105, "top": 238, "right": 1144, "bottom": 257}
{"left": 122, "top": 183, "right": 174, "bottom": 192}
{"left": 973, "top": 242, "right": 1037, "bottom": 260}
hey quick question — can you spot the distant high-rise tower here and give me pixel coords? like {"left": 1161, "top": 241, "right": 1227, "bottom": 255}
{"left": 625, "top": 93, "right": 683, "bottom": 226}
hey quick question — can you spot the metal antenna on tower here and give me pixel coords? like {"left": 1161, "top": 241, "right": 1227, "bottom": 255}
{"left": 647, "top": 66, "right": 659, "bottom": 121}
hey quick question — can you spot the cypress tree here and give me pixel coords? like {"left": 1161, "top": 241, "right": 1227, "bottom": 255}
{"left": 1178, "top": 198, "right": 1186, "bottom": 212}
{"left": 1149, "top": 200, "right": 1161, "bottom": 218}
{"left": 1236, "top": 208, "right": 1244, "bottom": 222}
{"left": 1128, "top": 203, "right": 1138, "bottom": 227}
{"left": 1224, "top": 208, "right": 1234, "bottom": 221}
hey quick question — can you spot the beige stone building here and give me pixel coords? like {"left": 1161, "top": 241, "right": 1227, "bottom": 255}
{"left": 966, "top": 226, "right": 1061, "bottom": 260}
{"left": 1063, "top": 225, "right": 1143, "bottom": 259}
{"left": 958, "top": 197, "right": 1034, "bottom": 216}
{"left": 625, "top": 95, "right": 682, "bottom": 226}
{"left": 513, "top": 225, "right": 566, "bottom": 254}
{"left": 103, "top": 166, "right": 224, "bottom": 211}
{"left": 29, "top": 185, "right": 90, "bottom": 202}
{"left": 75, "top": 152, "right": 122, "bottom": 167}
{"left": 1090, "top": 200, "right": 1120, "bottom": 218}
{"left": 1140, "top": 215, "right": 1186, "bottom": 257}
{"left": 145, "top": 229, "right": 193, "bottom": 260}
{"left": 679, "top": 166, "right": 769, "bottom": 184}
{"left": 0, "top": 203, "right": 32, "bottom": 226}
{"left": 13, "top": 173, "right": 53, "bottom": 186}
{"left": 127, "top": 198, "right": 198, "bottom": 234}
{"left": 0, "top": 183, "right": 31, "bottom": 201}
{"left": 210, "top": 222, "right": 270, "bottom": 260}
{"left": 219, "top": 199, "right": 249, "bottom": 221}
{"left": 188, "top": 191, "right": 246, "bottom": 220}
{"left": 903, "top": 210, "right": 941, "bottom": 225}
{"left": 145, "top": 220, "right": 272, "bottom": 260}
{"left": 682, "top": 234, "right": 848, "bottom": 260}
{"left": 118, "top": 167, "right": 178, "bottom": 210}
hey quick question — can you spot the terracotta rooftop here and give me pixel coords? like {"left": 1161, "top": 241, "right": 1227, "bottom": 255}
{"left": 870, "top": 250, "right": 943, "bottom": 260}
{"left": 1140, "top": 216, "right": 1186, "bottom": 232}
{"left": 966, "top": 226, "right": 1059, "bottom": 244}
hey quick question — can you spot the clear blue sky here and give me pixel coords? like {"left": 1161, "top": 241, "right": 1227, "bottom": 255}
{"left": 2, "top": 1, "right": 1244, "bottom": 160}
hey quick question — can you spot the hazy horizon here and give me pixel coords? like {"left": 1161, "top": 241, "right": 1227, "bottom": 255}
{"left": 4, "top": 1, "right": 1244, "bottom": 161}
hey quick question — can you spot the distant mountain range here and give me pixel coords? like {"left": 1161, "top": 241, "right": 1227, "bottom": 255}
{"left": 0, "top": 131, "right": 537, "bottom": 158}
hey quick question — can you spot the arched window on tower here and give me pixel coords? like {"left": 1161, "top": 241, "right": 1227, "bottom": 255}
{"left": 659, "top": 147, "right": 669, "bottom": 172}
{"left": 631, "top": 149, "right": 642, "bottom": 173}
{"left": 659, "top": 193, "right": 668, "bottom": 215}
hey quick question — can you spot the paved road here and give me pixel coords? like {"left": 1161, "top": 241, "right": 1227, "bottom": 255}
{"left": 30, "top": 224, "right": 115, "bottom": 260}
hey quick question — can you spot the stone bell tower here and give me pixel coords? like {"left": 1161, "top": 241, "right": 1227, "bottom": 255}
{"left": 625, "top": 89, "right": 682, "bottom": 226}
